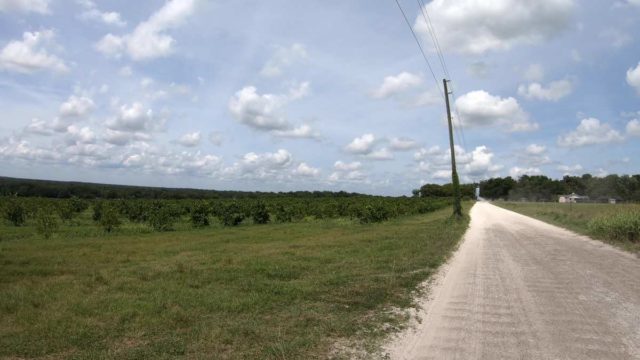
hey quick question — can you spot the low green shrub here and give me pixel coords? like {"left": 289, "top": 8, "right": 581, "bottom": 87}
{"left": 251, "top": 201, "right": 270, "bottom": 224}
{"left": 190, "top": 202, "right": 210, "bottom": 228}
{"left": 220, "top": 202, "right": 245, "bottom": 226}
{"left": 92, "top": 201, "right": 103, "bottom": 222}
{"left": 148, "top": 202, "right": 178, "bottom": 231}
{"left": 357, "top": 202, "right": 391, "bottom": 224}
{"left": 273, "top": 204, "right": 293, "bottom": 223}
{"left": 35, "top": 207, "right": 59, "bottom": 239}
{"left": 99, "top": 204, "right": 121, "bottom": 233}
{"left": 3, "top": 198, "right": 26, "bottom": 226}
{"left": 588, "top": 211, "right": 640, "bottom": 243}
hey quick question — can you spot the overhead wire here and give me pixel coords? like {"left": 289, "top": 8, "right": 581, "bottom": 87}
{"left": 395, "top": 0, "right": 469, "bottom": 154}
{"left": 416, "top": 0, "right": 449, "bottom": 79}
{"left": 393, "top": 0, "right": 444, "bottom": 101}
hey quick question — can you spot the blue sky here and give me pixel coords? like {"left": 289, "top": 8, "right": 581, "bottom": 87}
{"left": 0, "top": 0, "right": 639, "bottom": 195}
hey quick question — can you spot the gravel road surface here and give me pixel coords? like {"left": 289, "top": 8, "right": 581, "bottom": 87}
{"left": 386, "top": 202, "right": 640, "bottom": 359}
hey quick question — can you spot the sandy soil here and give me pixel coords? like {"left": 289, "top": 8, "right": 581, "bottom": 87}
{"left": 384, "top": 202, "right": 640, "bottom": 360}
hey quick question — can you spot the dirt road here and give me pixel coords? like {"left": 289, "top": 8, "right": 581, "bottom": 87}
{"left": 386, "top": 202, "right": 640, "bottom": 359}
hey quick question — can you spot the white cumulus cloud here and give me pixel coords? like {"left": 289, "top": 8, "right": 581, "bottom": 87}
{"left": 626, "top": 119, "right": 640, "bottom": 136}
{"left": 177, "top": 132, "right": 201, "bottom": 147}
{"left": 293, "top": 162, "right": 320, "bottom": 177}
{"left": 23, "top": 118, "right": 53, "bottom": 136}
{"left": 518, "top": 79, "right": 573, "bottom": 101}
{"left": 59, "top": 95, "right": 95, "bottom": 118}
{"left": 107, "top": 102, "right": 156, "bottom": 132}
{"left": 334, "top": 161, "right": 362, "bottom": 172}
{"left": 0, "top": 0, "right": 49, "bottom": 13}
{"left": 224, "top": 149, "right": 293, "bottom": 180}
{"left": 77, "top": 0, "right": 126, "bottom": 27}
{"left": 228, "top": 82, "right": 311, "bottom": 135}
{"left": 557, "top": 164, "right": 583, "bottom": 176}
{"left": 558, "top": 118, "right": 624, "bottom": 147}
{"left": 627, "top": 62, "right": 640, "bottom": 95}
{"left": 371, "top": 72, "right": 422, "bottom": 99}
{"left": 329, "top": 161, "right": 366, "bottom": 183}
{"left": 415, "top": 0, "right": 575, "bottom": 54}
{"left": 510, "top": 166, "right": 542, "bottom": 178}
{"left": 95, "top": 0, "right": 195, "bottom": 61}
{"left": 389, "top": 137, "right": 419, "bottom": 151}
{"left": 455, "top": 90, "right": 538, "bottom": 132}
{"left": 345, "top": 133, "right": 376, "bottom": 154}
{"left": 525, "top": 144, "right": 546, "bottom": 155}
{"left": 272, "top": 124, "right": 320, "bottom": 140}
{"left": 0, "top": 30, "right": 68, "bottom": 74}
{"left": 366, "top": 148, "right": 394, "bottom": 161}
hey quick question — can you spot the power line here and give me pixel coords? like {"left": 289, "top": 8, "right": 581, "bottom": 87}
{"left": 448, "top": 82, "right": 469, "bottom": 152}
{"left": 416, "top": 0, "right": 449, "bottom": 79}
{"left": 393, "top": 0, "right": 444, "bottom": 100}
{"left": 412, "top": 0, "right": 468, "bottom": 153}
{"left": 395, "top": 0, "right": 469, "bottom": 154}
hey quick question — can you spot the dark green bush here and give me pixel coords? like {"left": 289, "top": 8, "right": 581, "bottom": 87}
{"left": 148, "top": 202, "right": 178, "bottom": 231}
{"left": 220, "top": 202, "right": 245, "bottom": 226}
{"left": 56, "top": 201, "right": 76, "bottom": 222}
{"left": 35, "top": 207, "right": 58, "bottom": 239}
{"left": 251, "top": 201, "right": 270, "bottom": 224}
{"left": 3, "top": 198, "right": 26, "bottom": 226}
{"left": 69, "top": 196, "right": 89, "bottom": 213}
{"left": 357, "top": 202, "right": 391, "bottom": 224}
{"left": 190, "top": 202, "right": 210, "bottom": 228}
{"left": 273, "top": 204, "right": 293, "bottom": 223}
{"left": 99, "top": 204, "right": 121, "bottom": 233}
{"left": 92, "top": 201, "right": 103, "bottom": 222}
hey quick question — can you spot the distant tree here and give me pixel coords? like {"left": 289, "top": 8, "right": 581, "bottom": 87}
{"left": 92, "top": 201, "right": 103, "bottom": 222}
{"left": 479, "top": 177, "right": 516, "bottom": 200}
{"left": 69, "top": 196, "right": 89, "bottom": 213}
{"left": 35, "top": 207, "right": 58, "bottom": 239}
{"left": 561, "top": 175, "right": 586, "bottom": 195}
{"left": 3, "top": 198, "right": 26, "bottom": 226}
{"left": 220, "top": 201, "right": 245, "bottom": 226}
{"left": 273, "top": 204, "right": 293, "bottom": 223}
{"left": 147, "top": 201, "right": 178, "bottom": 231}
{"left": 56, "top": 201, "right": 76, "bottom": 222}
{"left": 357, "top": 202, "right": 391, "bottom": 224}
{"left": 251, "top": 201, "right": 270, "bottom": 224}
{"left": 420, "top": 184, "right": 450, "bottom": 197}
{"left": 190, "top": 202, "right": 210, "bottom": 228}
{"left": 99, "top": 204, "right": 121, "bottom": 233}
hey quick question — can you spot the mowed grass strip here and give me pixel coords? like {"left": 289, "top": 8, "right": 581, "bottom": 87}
{"left": 496, "top": 202, "right": 640, "bottom": 254}
{"left": 0, "top": 205, "right": 469, "bottom": 359}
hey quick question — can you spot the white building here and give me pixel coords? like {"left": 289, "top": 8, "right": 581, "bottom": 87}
{"left": 558, "top": 193, "right": 589, "bottom": 203}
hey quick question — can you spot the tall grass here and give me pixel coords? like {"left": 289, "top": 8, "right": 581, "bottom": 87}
{"left": 588, "top": 211, "right": 640, "bottom": 243}
{"left": 496, "top": 202, "right": 640, "bottom": 253}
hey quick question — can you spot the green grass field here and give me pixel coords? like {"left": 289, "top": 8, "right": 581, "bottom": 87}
{"left": 496, "top": 202, "right": 640, "bottom": 254}
{"left": 0, "top": 205, "right": 469, "bottom": 359}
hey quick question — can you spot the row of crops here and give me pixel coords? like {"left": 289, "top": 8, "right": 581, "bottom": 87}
{"left": 1, "top": 196, "right": 451, "bottom": 238}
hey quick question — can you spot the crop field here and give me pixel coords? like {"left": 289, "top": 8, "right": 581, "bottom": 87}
{"left": 0, "top": 197, "right": 469, "bottom": 359}
{"left": 496, "top": 202, "right": 640, "bottom": 254}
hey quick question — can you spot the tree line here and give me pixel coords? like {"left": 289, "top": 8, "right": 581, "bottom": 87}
{"left": 419, "top": 174, "right": 640, "bottom": 202}
{"left": 0, "top": 176, "right": 364, "bottom": 199}
{"left": 2, "top": 196, "right": 451, "bottom": 240}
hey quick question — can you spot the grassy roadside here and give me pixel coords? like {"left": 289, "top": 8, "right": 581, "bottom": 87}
{"left": 0, "top": 204, "right": 470, "bottom": 359}
{"left": 495, "top": 202, "right": 640, "bottom": 254}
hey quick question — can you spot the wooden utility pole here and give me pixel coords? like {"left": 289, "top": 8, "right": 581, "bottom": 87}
{"left": 443, "top": 79, "right": 462, "bottom": 218}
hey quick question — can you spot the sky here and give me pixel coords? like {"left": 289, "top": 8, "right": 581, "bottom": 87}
{"left": 0, "top": 0, "right": 639, "bottom": 196}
